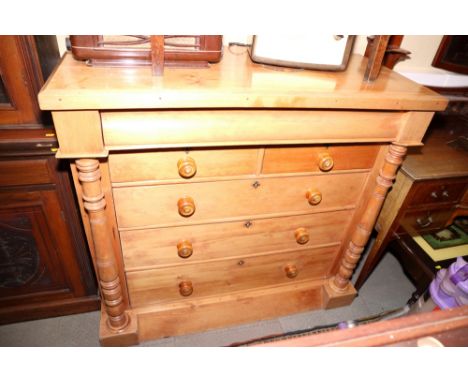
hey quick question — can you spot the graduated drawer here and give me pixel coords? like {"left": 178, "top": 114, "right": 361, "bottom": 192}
{"left": 109, "top": 148, "right": 259, "bottom": 183}
{"left": 262, "top": 144, "right": 380, "bottom": 174}
{"left": 113, "top": 172, "right": 367, "bottom": 228}
{"left": 408, "top": 180, "right": 467, "bottom": 207}
{"left": 101, "top": 110, "right": 402, "bottom": 148}
{"left": 126, "top": 245, "right": 338, "bottom": 307}
{"left": 121, "top": 210, "right": 352, "bottom": 270}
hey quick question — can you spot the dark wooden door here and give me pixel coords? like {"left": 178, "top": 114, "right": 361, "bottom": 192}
{"left": 0, "top": 190, "right": 85, "bottom": 302}
{"left": 0, "top": 36, "right": 42, "bottom": 126}
{"left": 0, "top": 36, "right": 99, "bottom": 324}
{"left": 0, "top": 159, "right": 99, "bottom": 324}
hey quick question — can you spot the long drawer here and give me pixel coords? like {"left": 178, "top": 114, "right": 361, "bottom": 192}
{"left": 113, "top": 172, "right": 367, "bottom": 228}
{"left": 126, "top": 245, "right": 339, "bottom": 307}
{"left": 121, "top": 211, "right": 351, "bottom": 270}
{"left": 101, "top": 110, "right": 402, "bottom": 148}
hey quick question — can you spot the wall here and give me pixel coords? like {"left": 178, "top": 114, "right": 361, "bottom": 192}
{"left": 394, "top": 35, "right": 445, "bottom": 72}
{"left": 56, "top": 35, "right": 67, "bottom": 57}
{"left": 391, "top": 36, "right": 468, "bottom": 87}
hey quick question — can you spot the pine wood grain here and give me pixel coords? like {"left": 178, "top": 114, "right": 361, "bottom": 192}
{"left": 126, "top": 246, "right": 338, "bottom": 307}
{"left": 136, "top": 279, "right": 324, "bottom": 341}
{"left": 120, "top": 211, "right": 351, "bottom": 270}
{"left": 109, "top": 148, "right": 259, "bottom": 183}
{"left": 262, "top": 144, "right": 380, "bottom": 174}
{"left": 113, "top": 172, "right": 367, "bottom": 228}
{"left": 52, "top": 111, "right": 105, "bottom": 156}
{"left": 101, "top": 110, "right": 403, "bottom": 149}
{"left": 38, "top": 51, "right": 447, "bottom": 111}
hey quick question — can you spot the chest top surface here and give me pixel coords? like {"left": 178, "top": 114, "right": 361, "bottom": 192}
{"left": 38, "top": 49, "right": 447, "bottom": 112}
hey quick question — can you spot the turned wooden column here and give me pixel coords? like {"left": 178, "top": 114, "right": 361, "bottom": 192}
{"left": 76, "top": 159, "right": 130, "bottom": 331}
{"left": 331, "top": 144, "right": 407, "bottom": 291}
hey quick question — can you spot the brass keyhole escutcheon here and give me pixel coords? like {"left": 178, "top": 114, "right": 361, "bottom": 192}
{"left": 252, "top": 181, "right": 261, "bottom": 189}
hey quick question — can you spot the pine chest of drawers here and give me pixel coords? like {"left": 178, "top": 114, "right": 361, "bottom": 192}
{"left": 38, "top": 49, "right": 447, "bottom": 345}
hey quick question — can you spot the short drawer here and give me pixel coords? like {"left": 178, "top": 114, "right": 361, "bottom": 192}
{"left": 121, "top": 211, "right": 352, "bottom": 270}
{"left": 113, "top": 172, "right": 367, "bottom": 228}
{"left": 409, "top": 180, "right": 466, "bottom": 207}
{"left": 0, "top": 158, "right": 53, "bottom": 187}
{"left": 126, "top": 246, "right": 338, "bottom": 307}
{"left": 262, "top": 144, "right": 380, "bottom": 174}
{"left": 399, "top": 207, "right": 455, "bottom": 234}
{"left": 109, "top": 148, "right": 259, "bottom": 183}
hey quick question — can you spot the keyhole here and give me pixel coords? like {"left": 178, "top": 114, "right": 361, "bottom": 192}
{"left": 252, "top": 181, "right": 261, "bottom": 189}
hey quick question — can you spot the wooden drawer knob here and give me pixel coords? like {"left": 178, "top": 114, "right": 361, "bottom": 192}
{"left": 318, "top": 153, "right": 334, "bottom": 172}
{"left": 306, "top": 189, "right": 322, "bottom": 205}
{"left": 178, "top": 196, "right": 196, "bottom": 217}
{"left": 295, "top": 228, "right": 310, "bottom": 245}
{"left": 179, "top": 280, "right": 193, "bottom": 297}
{"left": 177, "top": 156, "right": 197, "bottom": 178}
{"left": 177, "top": 240, "right": 193, "bottom": 258}
{"left": 285, "top": 264, "right": 298, "bottom": 279}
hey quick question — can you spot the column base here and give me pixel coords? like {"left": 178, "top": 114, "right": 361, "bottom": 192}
{"left": 322, "top": 277, "right": 357, "bottom": 309}
{"left": 99, "top": 307, "right": 139, "bottom": 346}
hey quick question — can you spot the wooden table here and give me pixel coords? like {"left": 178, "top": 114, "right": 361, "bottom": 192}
{"left": 38, "top": 49, "right": 446, "bottom": 345}
{"left": 355, "top": 114, "right": 468, "bottom": 291}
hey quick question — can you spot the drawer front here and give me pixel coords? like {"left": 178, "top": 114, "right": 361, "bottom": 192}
{"left": 109, "top": 148, "right": 259, "bottom": 183}
{"left": 409, "top": 181, "right": 466, "bottom": 207}
{"left": 113, "top": 172, "right": 367, "bottom": 228}
{"left": 101, "top": 110, "right": 402, "bottom": 148}
{"left": 262, "top": 144, "right": 380, "bottom": 174}
{"left": 400, "top": 207, "right": 455, "bottom": 234}
{"left": 126, "top": 246, "right": 338, "bottom": 307}
{"left": 0, "top": 158, "right": 53, "bottom": 187}
{"left": 121, "top": 211, "right": 352, "bottom": 270}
